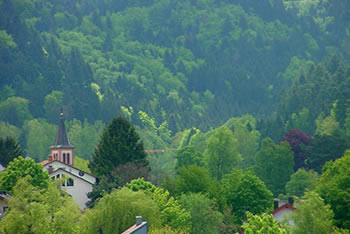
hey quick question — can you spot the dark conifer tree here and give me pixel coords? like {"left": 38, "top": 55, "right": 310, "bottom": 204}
{"left": 0, "top": 137, "right": 22, "bottom": 167}
{"left": 89, "top": 116, "right": 147, "bottom": 178}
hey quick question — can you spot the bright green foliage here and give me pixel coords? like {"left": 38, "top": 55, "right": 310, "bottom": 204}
{"left": 290, "top": 191, "right": 334, "bottom": 234}
{"left": 175, "top": 165, "right": 212, "bottom": 194}
{"left": 222, "top": 169, "right": 273, "bottom": 222}
{"left": 0, "top": 177, "right": 81, "bottom": 234}
{"left": 0, "top": 136, "right": 22, "bottom": 167}
{"left": 0, "top": 156, "right": 49, "bottom": 194}
{"left": 176, "top": 146, "right": 203, "bottom": 169}
{"left": 255, "top": 138, "right": 294, "bottom": 195}
{"left": 178, "top": 193, "right": 223, "bottom": 234}
{"left": 242, "top": 212, "right": 287, "bottom": 234}
{"left": 89, "top": 116, "right": 147, "bottom": 178}
{"left": 0, "top": 30, "right": 17, "bottom": 48}
{"left": 285, "top": 168, "right": 319, "bottom": 197}
{"left": 23, "top": 118, "right": 56, "bottom": 162}
{"left": 315, "top": 113, "right": 340, "bottom": 136}
{"left": 0, "top": 122, "right": 21, "bottom": 139}
{"left": 127, "top": 178, "right": 192, "bottom": 232}
{"left": 67, "top": 119, "right": 104, "bottom": 160}
{"left": 204, "top": 126, "right": 242, "bottom": 180}
{"left": 286, "top": 107, "right": 312, "bottom": 133}
{"left": 74, "top": 156, "right": 91, "bottom": 173}
{"left": 81, "top": 187, "right": 161, "bottom": 234}
{"left": 316, "top": 152, "right": 350, "bottom": 229}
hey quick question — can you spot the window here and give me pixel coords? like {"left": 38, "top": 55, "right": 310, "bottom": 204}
{"left": 56, "top": 174, "right": 60, "bottom": 179}
{"left": 51, "top": 176, "right": 55, "bottom": 180}
{"left": 63, "top": 153, "right": 66, "bottom": 163}
{"left": 67, "top": 178, "right": 74, "bottom": 186}
{"left": 67, "top": 153, "right": 70, "bottom": 164}
{"left": 78, "top": 171, "right": 85, "bottom": 176}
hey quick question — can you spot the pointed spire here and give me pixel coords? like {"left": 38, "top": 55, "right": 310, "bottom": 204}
{"left": 53, "top": 110, "right": 72, "bottom": 147}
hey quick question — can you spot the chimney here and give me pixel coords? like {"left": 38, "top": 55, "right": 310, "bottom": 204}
{"left": 288, "top": 197, "right": 294, "bottom": 206}
{"left": 48, "top": 165, "right": 53, "bottom": 174}
{"left": 274, "top": 200, "right": 279, "bottom": 210}
{"left": 48, "top": 155, "right": 53, "bottom": 162}
{"left": 136, "top": 216, "right": 142, "bottom": 226}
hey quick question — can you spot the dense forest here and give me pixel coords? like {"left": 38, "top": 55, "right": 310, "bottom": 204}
{"left": 1, "top": 0, "right": 350, "bottom": 233}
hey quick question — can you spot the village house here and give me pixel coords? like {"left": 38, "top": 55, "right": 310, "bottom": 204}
{"left": 40, "top": 111, "right": 97, "bottom": 209}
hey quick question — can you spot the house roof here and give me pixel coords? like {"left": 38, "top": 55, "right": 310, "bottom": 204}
{"left": 271, "top": 203, "right": 296, "bottom": 215}
{"left": 122, "top": 222, "right": 147, "bottom": 234}
{"left": 50, "top": 168, "right": 95, "bottom": 185}
{"left": 51, "top": 111, "right": 73, "bottom": 148}
{"left": 42, "top": 159, "right": 97, "bottom": 178}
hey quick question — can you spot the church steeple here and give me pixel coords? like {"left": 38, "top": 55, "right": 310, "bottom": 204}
{"left": 54, "top": 111, "right": 71, "bottom": 147}
{"left": 49, "top": 110, "right": 74, "bottom": 166}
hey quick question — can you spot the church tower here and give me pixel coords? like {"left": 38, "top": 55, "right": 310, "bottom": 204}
{"left": 49, "top": 111, "right": 74, "bottom": 166}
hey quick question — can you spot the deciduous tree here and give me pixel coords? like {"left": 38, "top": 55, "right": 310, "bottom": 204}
{"left": 178, "top": 193, "right": 223, "bottom": 234}
{"left": 222, "top": 169, "right": 273, "bottom": 222}
{"left": 242, "top": 212, "right": 287, "bottom": 234}
{"left": 316, "top": 152, "right": 350, "bottom": 229}
{"left": 0, "top": 177, "right": 81, "bottom": 233}
{"left": 0, "top": 156, "right": 49, "bottom": 194}
{"left": 255, "top": 138, "right": 294, "bottom": 196}
{"left": 290, "top": 191, "right": 334, "bottom": 234}
{"left": 204, "top": 126, "right": 242, "bottom": 180}
{"left": 285, "top": 168, "right": 319, "bottom": 197}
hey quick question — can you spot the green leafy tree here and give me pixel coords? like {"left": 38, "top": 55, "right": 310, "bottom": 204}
{"left": 316, "top": 152, "right": 350, "bottom": 229}
{"left": 81, "top": 187, "right": 161, "bottom": 234}
{"left": 0, "top": 177, "right": 81, "bottom": 234}
{"left": 0, "top": 97, "right": 32, "bottom": 127}
{"left": 255, "top": 138, "right": 294, "bottom": 196}
{"left": 290, "top": 191, "right": 334, "bottom": 234}
{"left": 23, "top": 118, "right": 56, "bottom": 162}
{"left": 0, "top": 156, "right": 49, "bottom": 194}
{"left": 204, "top": 126, "right": 242, "bottom": 180}
{"left": 285, "top": 169, "right": 319, "bottom": 197}
{"left": 0, "top": 136, "right": 22, "bottom": 167}
{"left": 222, "top": 169, "right": 273, "bottom": 222}
{"left": 126, "top": 178, "right": 192, "bottom": 232}
{"left": 178, "top": 193, "right": 223, "bottom": 234}
{"left": 89, "top": 116, "right": 147, "bottom": 178}
{"left": 175, "top": 165, "right": 212, "bottom": 195}
{"left": 0, "top": 122, "right": 21, "bottom": 139}
{"left": 68, "top": 119, "right": 104, "bottom": 160}
{"left": 176, "top": 146, "right": 203, "bottom": 170}
{"left": 242, "top": 212, "right": 287, "bottom": 234}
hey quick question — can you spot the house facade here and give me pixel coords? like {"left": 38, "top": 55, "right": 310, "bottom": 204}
{"left": 41, "top": 111, "right": 97, "bottom": 209}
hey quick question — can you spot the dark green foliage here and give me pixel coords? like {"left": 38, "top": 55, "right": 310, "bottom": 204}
{"left": 89, "top": 116, "right": 147, "bottom": 178}
{"left": 305, "top": 130, "right": 350, "bottom": 172}
{"left": 175, "top": 146, "right": 203, "bottom": 170}
{"left": 0, "top": 136, "right": 22, "bottom": 167}
{"left": 255, "top": 138, "right": 294, "bottom": 196}
{"left": 222, "top": 169, "right": 273, "bottom": 223}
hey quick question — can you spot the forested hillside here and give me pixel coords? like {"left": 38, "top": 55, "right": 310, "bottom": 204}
{"left": 1, "top": 0, "right": 350, "bottom": 232}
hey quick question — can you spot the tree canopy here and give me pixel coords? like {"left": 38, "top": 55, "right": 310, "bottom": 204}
{"left": 0, "top": 156, "right": 49, "bottom": 194}
{"left": 0, "top": 136, "right": 22, "bottom": 167}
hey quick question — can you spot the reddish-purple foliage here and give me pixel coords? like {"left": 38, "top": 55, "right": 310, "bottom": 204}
{"left": 282, "top": 129, "right": 312, "bottom": 171}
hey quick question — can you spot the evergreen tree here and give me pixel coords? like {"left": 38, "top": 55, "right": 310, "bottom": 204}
{"left": 89, "top": 116, "right": 147, "bottom": 178}
{"left": 0, "top": 136, "right": 22, "bottom": 167}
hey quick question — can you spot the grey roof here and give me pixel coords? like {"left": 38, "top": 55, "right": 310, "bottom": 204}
{"left": 52, "top": 111, "right": 73, "bottom": 148}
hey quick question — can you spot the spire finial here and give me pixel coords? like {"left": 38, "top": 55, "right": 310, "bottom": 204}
{"left": 60, "top": 108, "right": 64, "bottom": 118}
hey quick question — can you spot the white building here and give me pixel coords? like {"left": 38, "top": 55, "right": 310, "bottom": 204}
{"left": 41, "top": 111, "right": 97, "bottom": 209}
